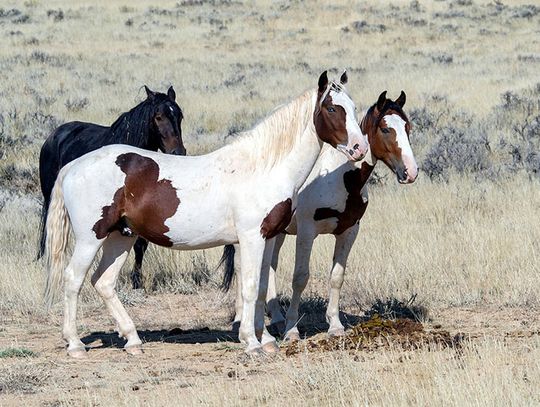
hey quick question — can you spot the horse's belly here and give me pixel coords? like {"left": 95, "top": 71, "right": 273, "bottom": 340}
{"left": 285, "top": 211, "right": 339, "bottom": 236}
{"left": 165, "top": 222, "right": 238, "bottom": 250}
{"left": 162, "top": 202, "right": 237, "bottom": 249}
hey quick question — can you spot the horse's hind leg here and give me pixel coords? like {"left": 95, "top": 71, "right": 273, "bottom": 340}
{"left": 63, "top": 241, "right": 102, "bottom": 358}
{"left": 326, "top": 223, "right": 359, "bottom": 337}
{"left": 90, "top": 232, "right": 142, "bottom": 355}
{"left": 131, "top": 237, "right": 148, "bottom": 289}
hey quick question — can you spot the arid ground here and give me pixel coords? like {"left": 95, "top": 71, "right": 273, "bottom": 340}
{"left": 1, "top": 0, "right": 540, "bottom": 405}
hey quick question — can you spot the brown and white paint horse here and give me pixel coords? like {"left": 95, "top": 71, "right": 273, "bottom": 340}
{"left": 226, "top": 91, "right": 418, "bottom": 340}
{"left": 44, "top": 71, "right": 368, "bottom": 357}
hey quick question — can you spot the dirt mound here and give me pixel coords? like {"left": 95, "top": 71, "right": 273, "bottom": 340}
{"left": 285, "top": 315, "right": 465, "bottom": 356}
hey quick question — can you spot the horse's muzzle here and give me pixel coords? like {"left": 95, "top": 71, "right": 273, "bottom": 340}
{"left": 172, "top": 147, "right": 187, "bottom": 156}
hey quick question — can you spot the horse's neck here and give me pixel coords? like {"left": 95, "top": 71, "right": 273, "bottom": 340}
{"left": 273, "top": 120, "right": 323, "bottom": 191}
{"left": 266, "top": 92, "right": 324, "bottom": 191}
{"left": 227, "top": 90, "right": 322, "bottom": 191}
{"left": 108, "top": 112, "right": 156, "bottom": 149}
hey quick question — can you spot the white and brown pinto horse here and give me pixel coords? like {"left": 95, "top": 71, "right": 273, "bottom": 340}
{"left": 227, "top": 91, "right": 418, "bottom": 340}
{"left": 43, "top": 71, "right": 368, "bottom": 357}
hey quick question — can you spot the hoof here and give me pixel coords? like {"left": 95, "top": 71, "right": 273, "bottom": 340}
{"left": 68, "top": 348, "right": 88, "bottom": 359}
{"left": 262, "top": 341, "right": 280, "bottom": 354}
{"left": 245, "top": 346, "right": 264, "bottom": 356}
{"left": 268, "top": 321, "right": 286, "bottom": 336}
{"left": 328, "top": 328, "right": 346, "bottom": 337}
{"left": 284, "top": 331, "right": 301, "bottom": 342}
{"left": 125, "top": 345, "right": 144, "bottom": 356}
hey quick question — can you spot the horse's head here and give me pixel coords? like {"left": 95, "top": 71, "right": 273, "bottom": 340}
{"left": 362, "top": 91, "right": 418, "bottom": 184}
{"left": 314, "top": 71, "right": 368, "bottom": 162}
{"left": 145, "top": 85, "right": 186, "bottom": 156}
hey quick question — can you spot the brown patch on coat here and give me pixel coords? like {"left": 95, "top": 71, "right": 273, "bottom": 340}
{"left": 314, "top": 93, "right": 348, "bottom": 148}
{"left": 313, "top": 162, "right": 373, "bottom": 235}
{"left": 260, "top": 198, "right": 293, "bottom": 239}
{"left": 92, "top": 153, "right": 180, "bottom": 246}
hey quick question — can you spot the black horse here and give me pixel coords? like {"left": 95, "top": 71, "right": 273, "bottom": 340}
{"left": 38, "top": 86, "right": 185, "bottom": 289}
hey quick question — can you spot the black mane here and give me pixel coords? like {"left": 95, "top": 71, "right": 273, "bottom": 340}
{"left": 108, "top": 93, "right": 178, "bottom": 147}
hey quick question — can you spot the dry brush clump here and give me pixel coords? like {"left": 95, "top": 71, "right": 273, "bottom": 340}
{"left": 285, "top": 315, "right": 465, "bottom": 356}
{"left": 408, "top": 83, "right": 540, "bottom": 182}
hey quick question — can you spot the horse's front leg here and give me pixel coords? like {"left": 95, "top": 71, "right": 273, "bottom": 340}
{"left": 232, "top": 244, "right": 242, "bottom": 331}
{"left": 257, "top": 238, "right": 279, "bottom": 353}
{"left": 266, "top": 233, "right": 286, "bottom": 334}
{"left": 237, "top": 230, "right": 268, "bottom": 354}
{"left": 284, "top": 226, "right": 316, "bottom": 341}
{"left": 326, "top": 223, "right": 360, "bottom": 337}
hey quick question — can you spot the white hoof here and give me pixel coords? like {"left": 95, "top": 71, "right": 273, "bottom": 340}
{"left": 125, "top": 344, "right": 144, "bottom": 356}
{"left": 328, "top": 328, "right": 346, "bottom": 337}
{"left": 68, "top": 348, "right": 88, "bottom": 359}
{"left": 245, "top": 345, "right": 264, "bottom": 356}
{"left": 262, "top": 341, "right": 280, "bottom": 354}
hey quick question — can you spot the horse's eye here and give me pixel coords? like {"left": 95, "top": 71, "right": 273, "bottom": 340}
{"left": 156, "top": 116, "right": 163, "bottom": 121}
{"left": 381, "top": 128, "right": 390, "bottom": 134}
{"left": 327, "top": 107, "right": 336, "bottom": 113}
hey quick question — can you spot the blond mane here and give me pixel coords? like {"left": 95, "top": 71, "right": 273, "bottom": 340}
{"left": 230, "top": 89, "right": 317, "bottom": 171}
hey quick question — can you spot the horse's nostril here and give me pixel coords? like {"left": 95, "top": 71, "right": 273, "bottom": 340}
{"left": 348, "top": 149, "right": 354, "bottom": 156}
{"left": 353, "top": 143, "right": 359, "bottom": 150}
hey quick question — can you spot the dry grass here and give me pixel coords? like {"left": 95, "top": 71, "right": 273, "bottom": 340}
{"left": 1, "top": 0, "right": 540, "bottom": 405}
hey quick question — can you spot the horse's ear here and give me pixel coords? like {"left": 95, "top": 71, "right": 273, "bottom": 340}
{"left": 340, "top": 70, "right": 348, "bottom": 85}
{"left": 318, "top": 71, "right": 328, "bottom": 93}
{"left": 167, "top": 86, "right": 176, "bottom": 102}
{"left": 144, "top": 85, "right": 156, "bottom": 99}
{"left": 376, "top": 91, "right": 387, "bottom": 111}
{"left": 395, "top": 90, "right": 406, "bottom": 108}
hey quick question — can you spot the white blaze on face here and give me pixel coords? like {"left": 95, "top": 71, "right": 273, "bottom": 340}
{"left": 330, "top": 90, "right": 368, "bottom": 161}
{"left": 384, "top": 114, "right": 418, "bottom": 182}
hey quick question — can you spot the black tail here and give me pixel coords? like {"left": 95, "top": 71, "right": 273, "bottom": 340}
{"left": 218, "top": 244, "right": 236, "bottom": 291}
{"left": 36, "top": 198, "right": 50, "bottom": 259}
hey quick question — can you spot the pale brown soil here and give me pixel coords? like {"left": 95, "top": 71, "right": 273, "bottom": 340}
{"left": 1, "top": 293, "right": 539, "bottom": 406}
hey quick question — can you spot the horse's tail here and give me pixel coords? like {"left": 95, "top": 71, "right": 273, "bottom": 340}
{"left": 219, "top": 244, "right": 236, "bottom": 291}
{"left": 37, "top": 199, "right": 50, "bottom": 259}
{"left": 37, "top": 135, "right": 61, "bottom": 260}
{"left": 43, "top": 164, "right": 73, "bottom": 309}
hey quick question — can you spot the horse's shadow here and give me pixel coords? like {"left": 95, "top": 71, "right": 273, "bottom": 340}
{"left": 81, "top": 326, "right": 239, "bottom": 349}
{"left": 81, "top": 295, "right": 426, "bottom": 349}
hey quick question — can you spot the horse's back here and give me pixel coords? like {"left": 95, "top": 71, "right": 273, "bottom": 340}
{"left": 40, "top": 121, "right": 110, "bottom": 191}
{"left": 46, "top": 121, "right": 110, "bottom": 164}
